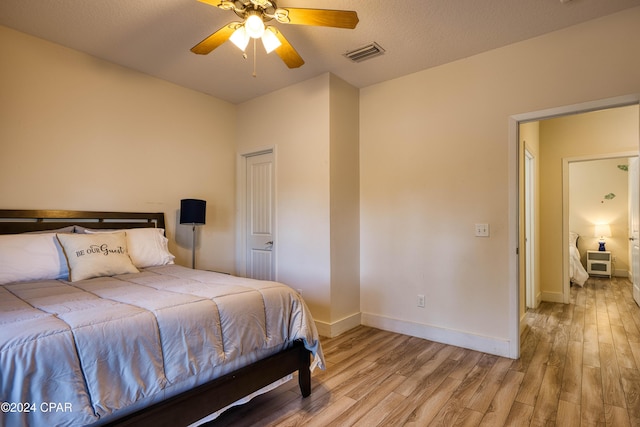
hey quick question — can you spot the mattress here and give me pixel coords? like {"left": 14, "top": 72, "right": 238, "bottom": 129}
{"left": 569, "top": 244, "right": 588, "bottom": 287}
{"left": 0, "top": 265, "right": 323, "bottom": 427}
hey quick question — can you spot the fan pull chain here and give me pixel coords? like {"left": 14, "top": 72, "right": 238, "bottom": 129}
{"left": 252, "top": 38, "right": 257, "bottom": 78}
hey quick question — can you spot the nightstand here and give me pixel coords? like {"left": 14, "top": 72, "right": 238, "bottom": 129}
{"left": 587, "top": 250, "right": 611, "bottom": 278}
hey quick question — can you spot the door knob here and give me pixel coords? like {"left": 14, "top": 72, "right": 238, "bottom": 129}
{"left": 266, "top": 241, "right": 273, "bottom": 245}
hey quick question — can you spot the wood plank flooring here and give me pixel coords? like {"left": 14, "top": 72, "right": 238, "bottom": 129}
{"left": 206, "top": 276, "right": 640, "bottom": 426}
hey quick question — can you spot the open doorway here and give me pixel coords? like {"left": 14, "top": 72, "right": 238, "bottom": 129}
{"left": 512, "top": 96, "right": 640, "bottom": 349}
{"left": 567, "top": 154, "right": 640, "bottom": 310}
{"left": 518, "top": 101, "right": 640, "bottom": 332}
{"left": 566, "top": 155, "right": 637, "bottom": 282}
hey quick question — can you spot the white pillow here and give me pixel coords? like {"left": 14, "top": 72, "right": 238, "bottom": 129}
{"left": 86, "top": 228, "right": 175, "bottom": 268}
{"left": 56, "top": 232, "right": 139, "bottom": 282}
{"left": 0, "top": 233, "right": 69, "bottom": 284}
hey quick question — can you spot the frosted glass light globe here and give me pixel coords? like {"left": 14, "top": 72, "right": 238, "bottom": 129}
{"left": 245, "top": 14, "right": 265, "bottom": 39}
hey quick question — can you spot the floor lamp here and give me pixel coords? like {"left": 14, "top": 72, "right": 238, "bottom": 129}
{"left": 180, "top": 199, "right": 206, "bottom": 269}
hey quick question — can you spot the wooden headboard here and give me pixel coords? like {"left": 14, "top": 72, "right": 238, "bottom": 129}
{"left": 0, "top": 210, "right": 165, "bottom": 234}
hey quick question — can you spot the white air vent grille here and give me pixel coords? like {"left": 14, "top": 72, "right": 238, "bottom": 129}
{"left": 344, "top": 42, "right": 385, "bottom": 63}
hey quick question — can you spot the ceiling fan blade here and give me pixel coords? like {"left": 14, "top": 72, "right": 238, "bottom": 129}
{"left": 191, "top": 23, "right": 239, "bottom": 55}
{"left": 277, "top": 8, "right": 359, "bottom": 29}
{"left": 272, "top": 28, "right": 304, "bottom": 68}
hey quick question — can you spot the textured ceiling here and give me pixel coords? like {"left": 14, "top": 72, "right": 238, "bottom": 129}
{"left": 1, "top": 0, "right": 639, "bottom": 104}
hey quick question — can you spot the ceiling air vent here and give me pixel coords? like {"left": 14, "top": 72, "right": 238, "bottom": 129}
{"left": 344, "top": 42, "right": 385, "bottom": 63}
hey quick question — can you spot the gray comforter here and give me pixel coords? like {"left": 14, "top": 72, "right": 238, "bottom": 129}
{"left": 0, "top": 265, "right": 323, "bottom": 427}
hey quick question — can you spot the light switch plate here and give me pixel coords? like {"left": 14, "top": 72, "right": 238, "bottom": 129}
{"left": 475, "top": 223, "right": 490, "bottom": 237}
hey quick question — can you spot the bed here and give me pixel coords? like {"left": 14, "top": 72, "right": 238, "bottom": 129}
{"left": 569, "top": 231, "right": 588, "bottom": 287}
{"left": 0, "top": 209, "right": 324, "bottom": 427}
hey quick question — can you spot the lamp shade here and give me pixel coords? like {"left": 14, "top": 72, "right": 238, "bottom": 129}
{"left": 180, "top": 199, "right": 206, "bottom": 225}
{"left": 262, "top": 27, "right": 282, "bottom": 53}
{"left": 594, "top": 224, "right": 612, "bottom": 238}
{"left": 230, "top": 26, "right": 250, "bottom": 51}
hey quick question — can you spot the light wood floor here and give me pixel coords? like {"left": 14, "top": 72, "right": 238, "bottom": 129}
{"left": 207, "top": 276, "right": 640, "bottom": 426}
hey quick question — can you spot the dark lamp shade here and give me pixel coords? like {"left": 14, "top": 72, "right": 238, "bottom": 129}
{"left": 180, "top": 199, "right": 206, "bottom": 225}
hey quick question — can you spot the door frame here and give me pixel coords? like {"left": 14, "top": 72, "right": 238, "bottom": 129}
{"left": 236, "top": 146, "right": 277, "bottom": 278}
{"left": 509, "top": 94, "right": 640, "bottom": 359}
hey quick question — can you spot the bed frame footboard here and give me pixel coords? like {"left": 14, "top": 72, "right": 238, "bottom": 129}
{"left": 107, "top": 341, "right": 311, "bottom": 427}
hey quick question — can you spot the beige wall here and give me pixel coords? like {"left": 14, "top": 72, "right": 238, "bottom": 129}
{"left": 360, "top": 7, "right": 640, "bottom": 356}
{"left": 0, "top": 26, "right": 238, "bottom": 272}
{"left": 539, "top": 106, "right": 639, "bottom": 299}
{"left": 235, "top": 74, "right": 360, "bottom": 334}
{"left": 329, "top": 74, "right": 361, "bottom": 329}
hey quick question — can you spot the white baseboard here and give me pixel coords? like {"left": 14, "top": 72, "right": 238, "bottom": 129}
{"left": 520, "top": 312, "right": 528, "bottom": 335}
{"left": 614, "top": 269, "right": 629, "bottom": 278}
{"left": 540, "top": 291, "right": 564, "bottom": 303}
{"left": 315, "top": 312, "right": 361, "bottom": 338}
{"left": 360, "top": 312, "right": 513, "bottom": 358}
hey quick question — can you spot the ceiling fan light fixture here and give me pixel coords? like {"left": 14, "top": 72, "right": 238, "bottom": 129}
{"left": 262, "top": 27, "right": 281, "bottom": 53}
{"left": 191, "top": 1, "right": 358, "bottom": 70}
{"left": 245, "top": 14, "right": 265, "bottom": 39}
{"left": 229, "top": 26, "right": 250, "bottom": 51}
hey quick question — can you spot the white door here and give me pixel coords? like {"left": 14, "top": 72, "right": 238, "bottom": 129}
{"left": 525, "top": 149, "right": 536, "bottom": 309}
{"left": 629, "top": 157, "right": 640, "bottom": 306}
{"left": 246, "top": 151, "right": 275, "bottom": 280}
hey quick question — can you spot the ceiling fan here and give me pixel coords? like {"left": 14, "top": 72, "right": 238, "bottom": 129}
{"left": 191, "top": 0, "right": 359, "bottom": 69}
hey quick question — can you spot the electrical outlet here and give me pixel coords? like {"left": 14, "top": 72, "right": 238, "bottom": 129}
{"left": 417, "top": 294, "right": 425, "bottom": 308}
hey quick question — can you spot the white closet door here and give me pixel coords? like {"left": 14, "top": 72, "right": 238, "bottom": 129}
{"left": 246, "top": 151, "right": 275, "bottom": 280}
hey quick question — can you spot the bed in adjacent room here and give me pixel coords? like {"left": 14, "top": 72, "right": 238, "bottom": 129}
{"left": 569, "top": 231, "right": 589, "bottom": 287}
{"left": 0, "top": 209, "right": 324, "bottom": 427}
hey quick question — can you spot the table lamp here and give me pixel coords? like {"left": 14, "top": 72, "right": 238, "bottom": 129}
{"left": 594, "top": 224, "right": 611, "bottom": 251}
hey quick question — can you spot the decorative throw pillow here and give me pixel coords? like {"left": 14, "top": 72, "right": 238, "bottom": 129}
{"left": 56, "top": 232, "right": 139, "bottom": 282}
{"left": 86, "top": 228, "right": 175, "bottom": 268}
{"left": 0, "top": 233, "right": 69, "bottom": 284}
